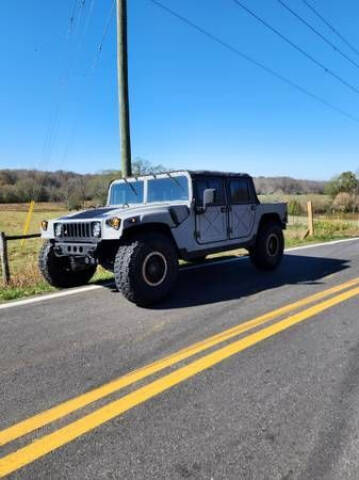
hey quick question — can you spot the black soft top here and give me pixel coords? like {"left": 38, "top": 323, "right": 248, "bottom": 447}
{"left": 188, "top": 170, "right": 251, "bottom": 178}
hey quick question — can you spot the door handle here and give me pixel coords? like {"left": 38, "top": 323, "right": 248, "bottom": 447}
{"left": 250, "top": 205, "right": 257, "bottom": 211}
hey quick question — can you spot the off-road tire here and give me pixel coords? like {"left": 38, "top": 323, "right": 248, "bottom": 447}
{"left": 250, "top": 223, "right": 284, "bottom": 271}
{"left": 114, "top": 233, "right": 178, "bottom": 306}
{"left": 38, "top": 241, "right": 97, "bottom": 288}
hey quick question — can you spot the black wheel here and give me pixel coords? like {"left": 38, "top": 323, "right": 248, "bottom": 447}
{"left": 38, "top": 241, "right": 97, "bottom": 288}
{"left": 250, "top": 223, "right": 284, "bottom": 271}
{"left": 114, "top": 233, "right": 178, "bottom": 306}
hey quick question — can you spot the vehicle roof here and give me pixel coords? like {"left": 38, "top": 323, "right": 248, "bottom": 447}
{"left": 117, "top": 170, "right": 251, "bottom": 179}
{"left": 110, "top": 170, "right": 251, "bottom": 185}
{"left": 187, "top": 170, "right": 251, "bottom": 178}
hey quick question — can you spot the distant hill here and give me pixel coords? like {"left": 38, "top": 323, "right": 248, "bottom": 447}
{"left": 0, "top": 167, "right": 327, "bottom": 206}
{"left": 253, "top": 176, "right": 327, "bottom": 195}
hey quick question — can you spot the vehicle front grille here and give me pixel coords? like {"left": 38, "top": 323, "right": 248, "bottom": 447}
{"left": 57, "top": 222, "right": 93, "bottom": 240}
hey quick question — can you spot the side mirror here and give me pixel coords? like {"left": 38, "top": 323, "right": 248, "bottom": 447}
{"left": 203, "top": 188, "right": 215, "bottom": 209}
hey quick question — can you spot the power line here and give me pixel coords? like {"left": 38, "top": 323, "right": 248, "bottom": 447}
{"left": 98, "top": 0, "right": 115, "bottom": 53}
{"left": 69, "top": 0, "right": 85, "bottom": 37}
{"left": 69, "top": 0, "right": 79, "bottom": 34}
{"left": 232, "top": 0, "right": 359, "bottom": 95}
{"left": 82, "top": 0, "right": 96, "bottom": 37}
{"left": 92, "top": 0, "right": 116, "bottom": 70}
{"left": 147, "top": 0, "right": 359, "bottom": 124}
{"left": 39, "top": 0, "right": 88, "bottom": 171}
{"left": 278, "top": 0, "right": 359, "bottom": 71}
{"left": 302, "top": 0, "right": 359, "bottom": 57}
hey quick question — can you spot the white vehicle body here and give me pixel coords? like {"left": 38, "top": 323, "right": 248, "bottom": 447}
{"left": 39, "top": 170, "right": 287, "bottom": 305}
{"left": 41, "top": 170, "right": 287, "bottom": 260}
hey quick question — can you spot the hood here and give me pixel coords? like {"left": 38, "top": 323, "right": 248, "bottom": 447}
{"left": 58, "top": 203, "right": 178, "bottom": 221}
{"left": 59, "top": 206, "right": 122, "bottom": 221}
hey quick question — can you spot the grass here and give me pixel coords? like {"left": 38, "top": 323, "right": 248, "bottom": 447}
{"left": 0, "top": 200, "right": 358, "bottom": 303}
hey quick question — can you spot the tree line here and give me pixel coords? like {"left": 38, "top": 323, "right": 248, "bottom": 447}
{"left": 0, "top": 159, "right": 165, "bottom": 208}
{"left": 1, "top": 162, "right": 358, "bottom": 212}
{"left": 254, "top": 176, "right": 326, "bottom": 195}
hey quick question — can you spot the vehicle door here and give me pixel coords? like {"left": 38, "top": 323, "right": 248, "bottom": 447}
{"left": 227, "top": 177, "right": 257, "bottom": 239}
{"left": 194, "top": 176, "right": 228, "bottom": 244}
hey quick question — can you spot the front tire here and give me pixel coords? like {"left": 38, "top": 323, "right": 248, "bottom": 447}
{"left": 250, "top": 223, "right": 284, "bottom": 271}
{"left": 38, "top": 241, "right": 97, "bottom": 288}
{"left": 114, "top": 233, "right": 178, "bottom": 306}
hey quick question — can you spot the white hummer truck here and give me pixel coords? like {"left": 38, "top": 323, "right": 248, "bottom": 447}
{"left": 39, "top": 171, "right": 287, "bottom": 306}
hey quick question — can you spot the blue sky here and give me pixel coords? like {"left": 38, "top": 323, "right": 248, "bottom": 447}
{"left": 0, "top": 0, "right": 358, "bottom": 179}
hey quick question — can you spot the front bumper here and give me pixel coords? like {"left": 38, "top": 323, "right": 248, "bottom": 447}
{"left": 53, "top": 241, "right": 98, "bottom": 257}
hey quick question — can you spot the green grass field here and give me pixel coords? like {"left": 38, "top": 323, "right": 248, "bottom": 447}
{"left": 0, "top": 199, "right": 358, "bottom": 303}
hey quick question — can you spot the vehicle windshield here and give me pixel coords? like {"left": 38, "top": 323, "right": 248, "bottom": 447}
{"left": 108, "top": 175, "right": 189, "bottom": 205}
{"left": 147, "top": 176, "right": 189, "bottom": 202}
{"left": 109, "top": 181, "right": 144, "bottom": 205}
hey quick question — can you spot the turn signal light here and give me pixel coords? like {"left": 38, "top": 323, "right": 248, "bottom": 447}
{"left": 41, "top": 220, "right": 48, "bottom": 231}
{"left": 107, "top": 217, "right": 121, "bottom": 230}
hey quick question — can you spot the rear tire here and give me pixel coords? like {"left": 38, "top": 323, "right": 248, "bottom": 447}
{"left": 38, "top": 241, "right": 97, "bottom": 288}
{"left": 114, "top": 233, "right": 178, "bottom": 306}
{"left": 250, "top": 223, "right": 284, "bottom": 271}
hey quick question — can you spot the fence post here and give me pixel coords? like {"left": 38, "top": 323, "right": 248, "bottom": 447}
{"left": 307, "top": 200, "right": 314, "bottom": 236}
{"left": 0, "top": 232, "right": 10, "bottom": 285}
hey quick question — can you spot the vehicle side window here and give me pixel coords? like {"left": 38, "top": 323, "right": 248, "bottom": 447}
{"left": 228, "top": 178, "right": 254, "bottom": 204}
{"left": 194, "top": 177, "right": 226, "bottom": 206}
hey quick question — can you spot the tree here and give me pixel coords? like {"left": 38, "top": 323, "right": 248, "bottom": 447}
{"left": 132, "top": 158, "right": 165, "bottom": 175}
{"left": 326, "top": 171, "right": 358, "bottom": 198}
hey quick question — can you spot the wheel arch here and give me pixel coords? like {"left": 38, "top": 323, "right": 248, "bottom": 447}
{"left": 122, "top": 223, "right": 179, "bottom": 249}
{"left": 258, "top": 213, "right": 285, "bottom": 230}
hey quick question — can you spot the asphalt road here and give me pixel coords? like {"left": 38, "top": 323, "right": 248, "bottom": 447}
{"left": 1, "top": 238, "right": 359, "bottom": 479}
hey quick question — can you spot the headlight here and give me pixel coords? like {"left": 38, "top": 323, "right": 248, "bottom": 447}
{"left": 92, "top": 222, "right": 101, "bottom": 237}
{"left": 41, "top": 220, "right": 48, "bottom": 231}
{"left": 106, "top": 217, "right": 121, "bottom": 230}
{"left": 54, "top": 223, "right": 63, "bottom": 237}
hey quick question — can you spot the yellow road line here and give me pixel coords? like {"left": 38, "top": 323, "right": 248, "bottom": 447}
{"left": 1, "top": 284, "right": 359, "bottom": 477}
{"left": 1, "top": 277, "right": 359, "bottom": 449}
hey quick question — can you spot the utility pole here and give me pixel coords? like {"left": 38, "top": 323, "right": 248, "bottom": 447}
{"left": 116, "top": 0, "right": 132, "bottom": 177}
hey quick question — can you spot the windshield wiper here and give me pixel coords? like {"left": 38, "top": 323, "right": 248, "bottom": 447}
{"left": 122, "top": 177, "right": 138, "bottom": 196}
{"left": 166, "top": 172, "right": 185, "bottom": 191}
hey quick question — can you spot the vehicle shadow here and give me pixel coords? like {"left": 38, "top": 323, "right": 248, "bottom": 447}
{"left": 151, "top": 253, "right": 351, "bottom": 310}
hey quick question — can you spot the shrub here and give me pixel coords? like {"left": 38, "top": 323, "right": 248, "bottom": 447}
{"left": 315, "top": 220, "right": 352, "bottom": 237}
{"left": 332, "top": 192, "right": 354, "bottom": 213}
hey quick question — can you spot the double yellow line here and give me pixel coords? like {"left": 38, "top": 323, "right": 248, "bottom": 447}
{"left": 1, "top": 277, "right": 359, "bottom": 477}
